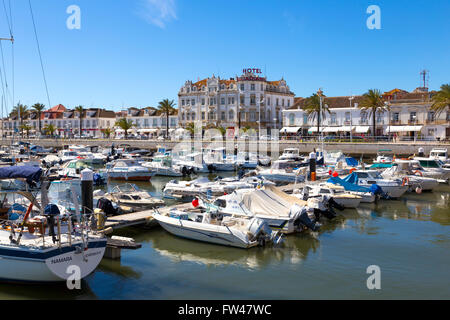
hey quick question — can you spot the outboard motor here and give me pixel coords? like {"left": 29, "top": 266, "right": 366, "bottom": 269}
{"left": 97, "top": 197, "right": 118, "bottom": 216}
{"left": 291, "top": 205, "right": 321, "bottom": 232}
{"left": 44, "top": 204, "right": 60, "bottom": 244}
{"left": 369, "top": 184, "right": 389, "bottom": 199}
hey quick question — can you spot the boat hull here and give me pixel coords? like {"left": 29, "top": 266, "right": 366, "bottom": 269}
{"left": 0, "top": 239, "right": 106, "bottom": 283}
{"left": 154, "top": 214, "right": 257, "bottom": 249}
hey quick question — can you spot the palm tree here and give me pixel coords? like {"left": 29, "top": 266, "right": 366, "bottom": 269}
{"left": 19, "top": 122, "right": 32, "bottom": 138}
{"left": 185, "top": 122, "right": 195, "bottom": 137}
{"left": 101, "top": 127, "right": 114, "bottom": 139}
{"left": 358, "top": 89, "right": 387, "bottom": 137}
{"left": 75, "top": 106, "right": 84, "bottom": 136}
{"left": 43, "top": 124, "right": 57, "bottom": 137}
{"left": 115, "top": 118, "right": 134, "bottom": 139}
{"left": 304, "top": 93, "right": 329, "bottom": 135}
{"left": 431, "top": 84, "right": 450, "bottom": 115}
{"left": 10, "top": 103, "right": 29, "bottom": 137}
{"left": 217, "top": 126, "right": 226, "bottom": 137}
{"left": 31, "top": 103, "right": 45, "bottom": 135}
{"left": 157, "top": 99, "right": 176, "bottom": 139}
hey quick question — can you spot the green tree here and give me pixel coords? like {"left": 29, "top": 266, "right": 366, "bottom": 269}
{"left": 19, "top": 122, "right": 32, "bottom": 138}
{"left": 31, "top": 103, "right": 46, "bottom": 135}
{"left": 43, "top": 123, "right": 57, "bottom": 137}
{"left": 101, "top": 127, "right": 114, "bottom": 139}
{"left": 185, "top": 122, "right": 195, "bottom": 137}
{"left": 157, "top": 99, "right": 176, "bottom": 139}
{"left": 358, "top": 89, "right": 387, "bottom": 137}
{"left": 431, "top": 84, "right": 450, "bottom": 115}
{"left": 115, "top": 118, "right": 134, "bottom": 139}
{"left": 10, "top": 103, "right": 29, "bottom": 137}
{"left": 304, "top": 92, "right": 329, "bottom": 135}
{"left": 75, "top": 105, "right": 84, "bottom": 137}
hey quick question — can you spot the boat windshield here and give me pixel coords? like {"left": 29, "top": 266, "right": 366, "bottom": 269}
{"left": 419, "top": 160, "right": 440, "bottom": 168}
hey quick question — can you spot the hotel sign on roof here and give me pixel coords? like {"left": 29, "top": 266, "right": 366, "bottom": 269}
{"left": 238, "top": 68, "right": 266, "bottom": 82}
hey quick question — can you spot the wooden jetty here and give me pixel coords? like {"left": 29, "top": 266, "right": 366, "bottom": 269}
{"left": 104, "top": 202, "right": 193, "bottom": 231}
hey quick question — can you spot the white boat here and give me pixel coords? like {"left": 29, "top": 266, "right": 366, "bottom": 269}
{"left": 105, "top": 159, "right": 155, "bottom": 181}
{"left": 142, "top": 155, "right": 183, "bottom": 177}
{"left": 153, "top": 209, "right": 282, "bottom": 249}
{"left": 318, "top": 183, "right": 376, "bottom": 203}
{"left": 163, "top": 176, "right": 273, "bottom": 199}
{"left": 57, "top": 150, "right": 78, "bottom": 163}
{"left": 373, "top": 149, "right": 394, "bottom": 164}
{"left": 294, "top": 184, "right": 362, "bottom": 209}
{"left": 210, "top": 186, "right": 333, "bottom": 234}
{"left": 174, "top": 152, "right": 210, "bottom": 174}
{"left": 257, "top": 160, "right": 307, "bottom": 184}
{"left": 347, "top": 170, "right": 409, "bottom": 198}
{"left": 0, "top": 168, "right": 106, "bottom": 283}
{"left": 429, "top": 148, "right": 449, "bottom": 163}
{"left": 413, "top": 157, "right": 450, "bottom": 182}
{"left": 279, "top": 148, "right": 303, "bottom": 161}
{"left": 236, "top": 152, "right": 258, "bottom": 169}
{"left": 203, "top": 148, "right": 236, "bottom": 171}
{"left": 382, "top": 161, "right": 439, "bottom": 192}
{"left": 99, "top": 184, "right": 164, "bottom": 210}
{"left": 323, "top": 150, "right": 346, "bottom": 166}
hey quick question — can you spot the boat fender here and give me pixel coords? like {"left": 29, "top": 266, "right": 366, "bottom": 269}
{"left": 415, "top": 186, "right": 423, "bottom": 194}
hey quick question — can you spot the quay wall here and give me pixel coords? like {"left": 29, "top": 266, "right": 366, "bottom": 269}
{"left": 2, "top": 139, "right": 449, "bottom": 156}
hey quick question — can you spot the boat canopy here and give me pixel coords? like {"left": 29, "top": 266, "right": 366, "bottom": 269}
{"left": 370, "top": 163, "right": 393, "bottom": 169}
{"left": 327, "top": 175, "right": 371, "bottom": 193}
{"left": 345, "top": 157, "right": 359, "bottom": 167}
{"left": 0, "top": 166, "right": 42, "bottom": 185}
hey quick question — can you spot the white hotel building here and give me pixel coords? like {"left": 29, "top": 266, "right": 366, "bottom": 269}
{"left": 178, "top": 70, "right": 295, "bottom": 132}
{"left": 282, "top": 88, "right": 450, "bottom": 141}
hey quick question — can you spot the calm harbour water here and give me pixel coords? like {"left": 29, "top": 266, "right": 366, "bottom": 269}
{"left": 0, "top": 174, "right": 449, "bottom": 300}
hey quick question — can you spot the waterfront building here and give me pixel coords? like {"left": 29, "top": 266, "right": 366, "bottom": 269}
{"left": 282, "top": 88, "right": 450, "bottom": 141}
{"left": 115, "top": 107, "right": 178, "bottom": 137}
{"left": 178, "top": 70, "right": 295, "bottom": 133}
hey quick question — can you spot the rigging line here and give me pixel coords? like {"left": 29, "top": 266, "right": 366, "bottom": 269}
{"left": 1, "top": 0, "right": 12, "bottom": 36}
{"left": 28, "top": 0, "right": 51, "bottom": 108}
{"left": 0, "top": 41, "right": 12, "bottom": 111}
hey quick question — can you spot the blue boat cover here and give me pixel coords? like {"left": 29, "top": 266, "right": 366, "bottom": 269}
{"left": 345, "top": 157, "right": 359, "bottom": 167}
{"left": 342, "top": 172, "right": 359, "bottom": 184}
{"left": 370, "top": 163, "right": 392, "bottom": 169}
{"left": 327, "top": 176, "right": 371, "bottom": 193}
{"left": 0, "top": 166, "right": 42, "bottom": 185}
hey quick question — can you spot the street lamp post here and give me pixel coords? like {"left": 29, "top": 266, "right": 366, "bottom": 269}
{"left": 349, "top": 95, "right": 355, "bottom": 143}
{"left": 317, "top": 88, "right": 323, "bottom": 145}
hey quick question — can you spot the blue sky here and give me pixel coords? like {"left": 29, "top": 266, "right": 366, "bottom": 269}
{"left": 0, "top": 0, "right": 448, "bottom": 113}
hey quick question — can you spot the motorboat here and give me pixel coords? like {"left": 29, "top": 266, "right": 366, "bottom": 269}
{"left": 413, "top": 157, "right": 450, "bottom": 182}
{"left": 0, "top": 166, "right": 107, "bottom": 283}
{"left": 257, "top": 160, "right": 307, "bottom": 184}
{"left": 163, "top": 176, "right": 274, "bottom": 200}
{"left": 210, "top": 186, "right": 337, "bottom": 234}
{"left": 373, "top": 149, "right": 394, "bottom": 164}
{"left": 331, "top": 170, "right": 408, "bottom": 198}
{"left": 153, "top": 208, "right": 282, "bottom": 249}
{"left": 318, "top": 183, "right": 376, "bottom": 203}
{"left": 323, "top": 150, "right": 346, "bottom": 166}
{"left": 173, "top": 152, "right": 210, "bottom": 174}
{"left": 203, "top": 148, "right": 236, "bottom": 172}
{"left": 382, "top": 160, "right": 439, "bottom": 192}
{"left": 98, "top": 184, "right": 164, "bottom": 210}
{"left": 429, "top": 148, "right": 449, "bottom": 164}
{"left": 279, "top": 148, "right": 303, "bottom": 161}
{"left": 57, "top": 150, "right": 79, "bottom": 163}
{"left": 105, "top": 159, "right": 155, "bottom": 181}
{"left": 293, "top": 184, "right": 362, "bottom": 209}
{"left": 142, "top": 155, "right": 183, "bottom": 177}
{"left": 235, "top": 152, "right": 258, "bottom": 169}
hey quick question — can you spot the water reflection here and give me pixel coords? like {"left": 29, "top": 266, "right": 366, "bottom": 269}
{"left": 0, "top": 280, "right": 97, "bottom": 300}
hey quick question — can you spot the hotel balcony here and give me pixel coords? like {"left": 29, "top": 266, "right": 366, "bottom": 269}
{"left": 408, "top": 119, "right": 418, "bottom": 125}
{"left": 359, "top": 120, "right": 369, "bottom": 125}
{"left": 391, "top": 119, "right": 401, "bottom": 125}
